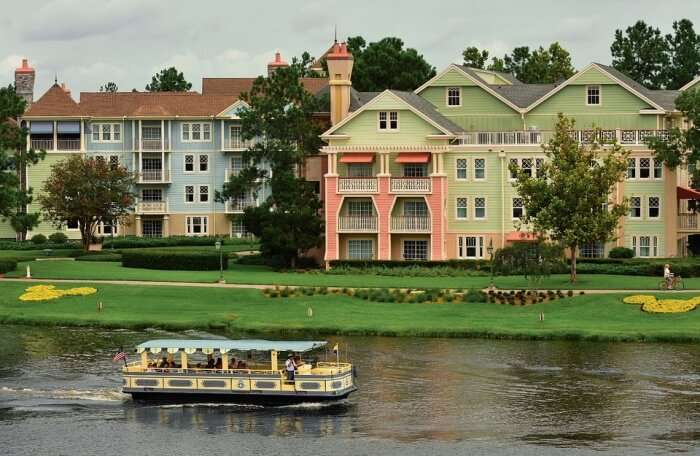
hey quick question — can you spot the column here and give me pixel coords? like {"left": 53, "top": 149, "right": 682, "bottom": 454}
{"left": 80, "top": 121, "right": 85, "bottom": 152}
{"left": 664, "top": 167, "right": 678, "bottom": 257}
{"left": 53, "top": 120, "right": 57, "bottom": 151}
{"left": 135, "top": 215, "right": 142, "bottom": 238}
{"left": 180, "top": 351, "right": 188, "bottom": 369}
{"left": 163, "top": 215, "right": 170, "bottom": 237}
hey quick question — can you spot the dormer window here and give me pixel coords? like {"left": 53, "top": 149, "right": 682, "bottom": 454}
{"left": 586, "top": 85, "right": 601, "bottom": 105}
{"left": 378, "top": 111, "right": 399, "bottom": 130}
{"left": 447, "top": 87, "right": 461, "bottom": 106}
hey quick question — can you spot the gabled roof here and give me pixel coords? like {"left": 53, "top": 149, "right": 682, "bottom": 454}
{"left": 680, "top": 75, "right": 700, "bottom": 91}
{"left": 24, "top": 84, "right": 82, "bottom": 117}
{"left": 593, "top": 63, "right": 679, "bottom": 111}
{"left": 201, "top": 77, "right": 329, "bottom": 97}
{"left": 491, "top": 83, "right": 559, "bottom": 109}
{"left": 79, "top": 92, "right": 237, "bottom": 117}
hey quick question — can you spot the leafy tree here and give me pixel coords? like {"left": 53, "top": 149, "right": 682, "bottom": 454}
{"left": 100, "top": 82, "right": 118, "bottom": 92}
{"left": 0, "top": 84, "right": 44, "bottom": 240}
{"left": 216, "top": 56, "right": 323, "bottom": 267}
{"left": 346, "top": 36, "right": 436, "bottom": 91}
{"left": 39, "top": 156, "right": 136, "bottom": 250}
{"left": 511, "top": 115, "right": 629, "bottom": 283}
{"left": 666, "top": 19, "right": 700, "bottom": 90}
{"left": 611, "top": 20, "right": 670, "bottom": 89}
{"left": 462, "top": 46, "right": 490, "bottom": 69}
{"left": 490, "top": 43, "right": 575, "bottom": 83}
{"left": 145, "top": 67, "right": 192, "bottom": 92}
{"left": 648, "top": 89, "right": 700, "bottom": 187}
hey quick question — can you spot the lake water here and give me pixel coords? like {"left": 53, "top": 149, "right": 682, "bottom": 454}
{"left": 2, "top": 325, "right": 700, "bottom": 455}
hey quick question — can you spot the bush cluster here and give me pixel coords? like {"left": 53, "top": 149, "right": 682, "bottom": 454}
{"left": 121, "top": 249, "right": 227, "bottom": 271}
{"left": 0, "top": 240, "right": 81, "bottom": 251}
{"left": 48, "top": 232, "right": 69, "bottom": 244}
{"left": 0, "top": 259, "right": 18, "bottom": 274}
{"left": 608, "top": 247, "right": 635, "bottom": 259}
{"left": 30, "top": 234, "right": 48, "bottom": 245}
{"left": 262, "top": 286, "right": 490, "bottom": 304}
{"left": 329, "top": 259, "right": 490, "bottom": 270}
{"left": 104, "top": 236, "right": 250, "bottom": 250}
{"left": 75, "top": 253, "right": 122, "bottom": 262}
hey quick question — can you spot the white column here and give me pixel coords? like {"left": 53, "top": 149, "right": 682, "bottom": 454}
{"left": 138, "top": 120, "right": 142, "bottom": 151}
{"left": 220, "top": 120, "right": 225, "bottom": 149}
{"left": 80, "top": 120, "right": 85, "bottom": 152}
{"left": 53, "top": 120, "right": 57, "bottom": 151}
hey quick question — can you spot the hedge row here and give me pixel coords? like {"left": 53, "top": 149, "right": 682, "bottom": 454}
{"left": 0, "top": 259, "right": 18, "bottom": 274}
{"left": 0, "top": 241, "right": 81, "bottom": 251}
{"left": 328, "top": 259, "right": 491, "bottom": 270}
{"left": 103, "top": 235, "right": 247, "bottom": 249}
{"left": 121, "top": 249, "right": 227, "bottom": 271}
{"left": 75, "top": 253, "right": 122, "bottom": 262}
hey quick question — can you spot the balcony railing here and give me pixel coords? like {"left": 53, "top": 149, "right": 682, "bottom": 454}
{"left": 136, "top": 200, "right": 168, "bottom": 214}
{"left": 224, "top": 168, "right": 242, "bottom": 183}
{"left": 226, "top": 198, "right": 256, "bottom": 213}
{"left": 141, "top": 139, "right": 163, "bottom": 151}
{"left": 225, "top": 138, "right": 254, "bottom": 150}
{"left": 139, "top": 169, "right": 171, "bottom": 183}
{"left": 338, "top": 177, "right": 378, "bottom": 193}
{"left": 390, "top": 177, "right": 431, "bottom": 193}
{"left": 30, "top": 139, "right": 53, "bottom": 150}
{"left": 338, "top": 216, "right": 378, "bottom": 232}
{"left": 56, "top": 139, "right": 81, "bottom": 151}
{"left": 391, "top": 216, "right": 431, "bottom": 232}
{"left": 455, "top": 129, "right": 669, "bottom": 146}
{"left": 679, "top": 213, "right": 700, "bottom": 231}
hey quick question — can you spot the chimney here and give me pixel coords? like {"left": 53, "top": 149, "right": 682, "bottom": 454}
{"left": 267, "top": 51, "right": 289, "bottom": 77}
{"left": 15, "top": 58, "right": 35, "bottom": 106}
{"left": 60, "top": 82, "right": 71, "bottom": 96}
{"left": 325, "top": 42, "right": 353, "bottom": 125}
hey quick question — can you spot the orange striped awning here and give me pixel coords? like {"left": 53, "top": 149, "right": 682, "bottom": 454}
{"left": 505, "top": 231, "right": 539, "bottom": 242}
{"left": 339, "top": 153, "right": 375, "bottom": 164}
{"left": 395, "top": 152, "right": 431, "bottom": 163}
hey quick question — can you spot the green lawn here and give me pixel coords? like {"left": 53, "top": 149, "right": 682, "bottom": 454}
{"left": 5, "top": 259, "right": 700, "bottom": 290}
{"left": 1, "top": 281, "right": 699, "bottom": 341}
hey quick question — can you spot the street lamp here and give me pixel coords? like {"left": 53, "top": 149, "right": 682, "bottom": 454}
{"left": 487, "top": 239, "right": 495, "bottom": 290}
{"left": 215, "top": 240, "right": 225, "bottom": 284}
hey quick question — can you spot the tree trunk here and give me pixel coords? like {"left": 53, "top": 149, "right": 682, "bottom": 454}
{"left": 290, "top": 255, "right": 296, "bottom": 269}
{"left": 570, "top": 245, "right": 577, "bottom": 283}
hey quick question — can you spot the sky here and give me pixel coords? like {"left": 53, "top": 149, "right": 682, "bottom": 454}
{"left": 1, "top": 0, "right": 699, "bottom": 99}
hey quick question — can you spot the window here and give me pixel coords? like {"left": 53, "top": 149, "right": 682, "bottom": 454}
{"left": 186, "top": 216, "right": 209, "bottom": 235}
{"left": 648, "top": 196, "right": 660, "bottom": 218}
{"left": 403, "top": 240, "right": 428, "bottom": 260}
{"left": 142, "top": 219, "right": 163, "bottom": 238}
{"left": 91, "top": 123, "right": 121, "bottom": 142}
{"left": 66, "top": 219, "right": 79, "bottom": 230}
{"left": 627, "top": 158, "right": 636, "bottom": 179}
{"left": 447, "top": 87, "right": 461, "bottom": 106}
{"left": 403, "top": 164, "right": 427, "bottom": 177}
{"left": 348, "top": 239, "right": 373, "bottom": 260}
{"left": 378, "top": 111, "right": 398, "bottom": 130}
{"left": 521, "top": 158, "right": 532, "bottom": 178}
{"left": 586, "top": 85, "right": 601, "bottom": 105}
{"left": 348, "top": 200, "right": 373, "bottom": 217}
{"left": 456, "top": 198, "right": 468, "bottom": 219}
{"left": 199, "top": 185, "right": 209, "bottom": 203}
{"left": 182, "top": 122, "right": 212, "bottom": 142}
{"left": 535, "top": 158, "right": 545, "bottom": 178}
{"left": 230, "top": 125, "right": 243, "bottom": 147}
{"left": 142, "top": 126, "right": 161, "bottom": 141}
{"left": 512, "top": 198, "right": 524, "bottom": 219}
{"left": 639, "top": 158, "right": 650, "bottom": 179}
{"left": 199, "top": 154, "right": 209, "bottom": 172}
{"left": 474, "top": 158, "right": 486, "bottom": 180}
{"left": 348, "top": 164, "right": 373, "bottom": 177}
{"left": 230, "top": 155, "right": 243, "bottom": 176}
{"left": 184, "top": 154, "right": 194, "bottom": 173}
{"left": 404, "top": 201, "right": 428, "bottom": 217}
{"left": 185, "top": 185, "right": 195, "bottom": 203}
{"left": 108, "top": 155, "right": 119, "bottom": 167}
{"left": 474, "top": 197, "right": 486, "bottom": 219}
{"left": 456, "top": 159, "right": 468, "bottom": 180}
{"left": 629, "top": 196, "right": 641, "bottom": 218}
{"left": 581, "top": 242, "right": 605, "bottom": 258}
{"left": 141, "top": 189, "right": 162, "bottom": 201}
{"left": 458, "top": 236, "right": 484, "bottom": 259}
{"left": 97, "top": 221, "right": 118, "bottom": 236}
{"left": 653, "top": 159, "right": 663, "bottom": 179}
{"left": 509, "top": 158, "right": 519, "bottom": 179}
{"left": 231, "top": 217, "right": 249, "bottom": 238}
{"left": 639, "top": 236, "right": 651, "bottom": 257}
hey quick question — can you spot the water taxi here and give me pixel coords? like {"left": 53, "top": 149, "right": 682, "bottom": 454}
{"left": 121, "top": 339, "right": 356, "bottom": 405}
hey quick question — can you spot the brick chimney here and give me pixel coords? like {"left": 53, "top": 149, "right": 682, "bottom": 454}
{"left": 267, "top": 51, "right": 289, "bottom": 77}
{"left": 15, "top": 59, "right": 35, "bottom": 106}
{"left": 326, "top": 42, "right": 354, "bottom": 126}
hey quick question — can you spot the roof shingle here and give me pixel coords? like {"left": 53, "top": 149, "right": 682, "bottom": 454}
{"left": 24, "top": 84, "right": 82, "bottom": 117}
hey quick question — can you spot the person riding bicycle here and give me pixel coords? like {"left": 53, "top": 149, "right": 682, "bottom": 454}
{"left": 664, "top": 263, "right": 674, "bottom": 290}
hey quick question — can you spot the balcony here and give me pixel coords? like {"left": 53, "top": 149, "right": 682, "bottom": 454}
{"left": 30, "top": 139, "right": 54, "bottom": 150}
{"left": 224, "top": 168, "right": 241, "bottom": 183}
{"left": 138, "top": 169, "right": 171, "bottom": 184}
{"left": 57, "top": 139, "right": 81, "bottom": 151}
{"left": 338, "top": 216, "right": 378, "bottom": 232}
{"left": 226, "top": 198, "right": 257, "bottom": 213}
{"left": 338, "top": 177, "right": 378, "bottom": 193}
{"left": 679, "top": 213, "right": 700, "bottom": 231}
{"left": 390, "top": 177, "right": 431, "bottom": 193}
{"left": 391, "top": 216, "right": 431, "bottom": 233}
{"left": 455, "top": 129, "right": 669, "bottom": 146}
{"left": 224, "top": 138, "right": 254, "bottom": 150}
{"left": 141, "top": 139, "right": 163, "bottom": 151}
{"left": 136, "top": 200, "right": 169, "bottom": 214}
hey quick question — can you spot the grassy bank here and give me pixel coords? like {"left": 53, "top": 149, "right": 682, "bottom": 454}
{"left": 2, "top": 281, "right": 700, "bottom": 341}
{"left": 6, "top": 259, "right": 700, "bottom": 290}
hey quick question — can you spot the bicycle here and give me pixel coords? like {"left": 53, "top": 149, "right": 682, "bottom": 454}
{"left": 658, "top": 275, "right": 685, "bottom": 290}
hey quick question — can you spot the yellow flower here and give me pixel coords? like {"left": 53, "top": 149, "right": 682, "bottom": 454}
{"left": 623, "top": 294, "right": 700, "bottom": 313}
{"left": 19, "top": 285, "right": 97, "bottom": 302}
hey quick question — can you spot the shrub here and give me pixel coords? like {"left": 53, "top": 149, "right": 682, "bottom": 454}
{"left": 0, "top": 240, "right": 80, "bottom": 251}
{"left": 609, "top": 247, "right": 634, "bottom": 259}
{"left": 104, "top": 235, "right": 247, "bottom": 250}
{"left": 464, "top": 288, "right": 486, "bottom": 303}
{"left": 31, "top": 234, "right": 47, "bottom": 245}
{"left": 75, "top": 253, "right": 122, "bottom": 262}
{"left": 493, "top": 242, "right": 566, "bottom": 276}
{"left": 0, "top": 259, "right": 17, "bottom": 274}
{"left": 48, "top": 232, "right": 69, "bottom": 244}
{"left": 122, "top": 249, "right": 227, "bottom": 271}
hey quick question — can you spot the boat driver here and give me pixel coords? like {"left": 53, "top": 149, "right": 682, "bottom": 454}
{"left": 285, "top": 353, "right": 297, "bottom": 382}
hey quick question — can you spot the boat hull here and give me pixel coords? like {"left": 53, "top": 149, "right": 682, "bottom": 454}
{"left": 126, "top": 387, "right": 356, "bottom": 405}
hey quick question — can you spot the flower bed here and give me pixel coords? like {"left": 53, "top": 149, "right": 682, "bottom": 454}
{"left": 623, "top": 295, "right": 700, "bottom": 313}
{"left": 19, "top": 284, "right": 97, "bottom": 302}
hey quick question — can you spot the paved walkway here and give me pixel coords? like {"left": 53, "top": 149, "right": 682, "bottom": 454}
{"left": 0, "top": 277, "right": 696, "bottom": 293}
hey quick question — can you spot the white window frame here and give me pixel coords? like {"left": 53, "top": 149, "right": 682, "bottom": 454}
{"left": 456, "top": 197, "right": 468, "bottom": 220}
{"left": 141, "top": 188, "right": 163, "bottom": 202}
{"left": 347, "top": 239, "right": 374, "bottom": 260}
{"left": 639, "top": 157, "right": 651, "bottom": 180}
{"left": 347, "top": 200, "right": 373, "bottom": 217}
{"left": 91, "top": 123, "right": 122, "bottom": 143}
{"left": 184, "top": 154, "right": 195, "bottom": 173}
{"left": 627, "top": 157, "right": 637, "bottom": 180}
{"left": 586, "top": 85, "right": 601, "bottom": 106}
{"left": 65, "top": 219, "right": 80, "bottom": 231}
{"left": 184, "top": 153, "right": 209, "bottom": 173}
{"left": 446, "top": 87, "right": 461, "bottom": 107}
{"left": 474, "top": 158, "right": 486, "bottom": 180}
{"left": 647, "top": 196, "right": 660, "bottom": 219}
{"left": 457, "top": 235, "right": 485, "bottom": 259}
{"left": 142, "top": 219, "right": 163, "bottom": 238}
{"left": 474, "top": 197, "right": 487, "bottom": 220}
{"left": 181, "top": 122, "right": 212, "bottom": 142}
{"left": 199, "top": 154, "right": 209, "bottom": 173}
{"left": 377, "top": 111, "right": 399, "bottom": 131}
{"left": 455, "top": 158, "right": 468, "bottom": 180}
{"left": 185, "top": 215, "right": 209, "bottom": 236}
{"left": 512, "top": 197, "right": 525, "bottom": 220}
{"left": 96, "top": 220, "right": 119, "bottom": 236}
{"left": 402, "top": 239, "right": 429, "bottom": 261}
{"left": 184, "top": 185, "right": 195, "bottom": 204}
{"left": 198, "top": 185, "right": 209, "bottom": 203}
{"left": 629, "top": 196, "right": 642, "bottom": 219}
{"left": 653, "top": 158, "right": 663, "bottom": 179}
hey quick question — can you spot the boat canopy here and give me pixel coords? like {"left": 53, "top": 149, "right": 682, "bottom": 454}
{"left": 135, "top": 339, "right": 327, "bottom": 354}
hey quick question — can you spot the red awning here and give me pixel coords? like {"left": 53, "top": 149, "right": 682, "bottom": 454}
{"left": 505, "top": 231, "right": 539, "bottom": 242}
{"left": 677, "top": 186, "right": 700, "bottom": 200}
{"left": 339, "top": 153, "right": 375, "bottom": 164}
{"left": 395, "top": 152, "right": 431, "bottom": 163}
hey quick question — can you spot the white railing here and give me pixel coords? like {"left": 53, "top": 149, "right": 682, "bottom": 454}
{"left": 136, "top": 200, "right": 168, "bottom": 214}
{"left": 57, "top": 138, "right": 81, "bottom": 150}
{"left": 226, "top": 198, "right": 256, "bottom": 213}
{"left": 390, "top": 177, "right": 431, "bottom": 193}
{"left": 338, "top": 216, "right": 378, "bottom": 232}
{"left": 141, "top": 139, "right": 163, "bottom": 151}
{"left": 224, "top": 168, "right": 243, "bottom": 183}
{"left": 338, "top": 177, "right": 378, "bottom": 193}
{"left": 679, "top": 213, "right": 699, "bottom": 230}
{"left": 225, "top": 138, "right": 254, "bottom": 149}
{"left": 455, "top": 129, "right": 669, "bottom": 146}
{"left": 391, "top": 216, "right": 431, "bottom": 232}
{"left": 139, "top": 169, "right": 170, "bottom": 183}
{"left": 30, "top": 139, "right": 53, "bottom": 150}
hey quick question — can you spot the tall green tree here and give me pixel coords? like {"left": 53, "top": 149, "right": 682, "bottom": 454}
{"left": 462, "top": 46, "right": 490, "bottom": 69}
{"left": 666, "top": 19, "right": 700, "bottom": 90}
{"left": 511, "top": 115, "right": 629, "bottom": 283}
{"left": 216, "top": 56, "right": 323, "bottom": 267}
{"left": 100, "top": 82, "right": 119, "bottom": 92}
{"left": 346, "top": 36, "right": 436, "bottom": 92}
{"left": 611, "top": 20, "right": 670, "bottom": 89}
{"left": 145, "top": 67, "right": 192, "bottom": 92}
{"left": 39, "top": 156, "right": 136, "bottom": 250}
{"left": 464, "top": 43, "right": 575, "bottom": 83}
{"left": 0, "top": 84, "right": 44, "bottom": 240}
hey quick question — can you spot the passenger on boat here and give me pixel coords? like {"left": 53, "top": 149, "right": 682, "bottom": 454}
{"left": 285, "top": 354, "right": 297, "bottom": 381}
{"left": 158, "top": 357, "right": 169, "bottom": 368}
{"left": 206, "top": 355, "right": 215, "bottom": 369}
{"left": 215, "top": 357, "right": 222, "bottom": 369}
{"left": 230, "top": 357, "right": 237, "bottom": 368}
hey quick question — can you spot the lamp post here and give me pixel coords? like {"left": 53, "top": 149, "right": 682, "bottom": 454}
{"left": 215, "top": 240, "right": 225, "bottom": 284}
{"left": 487, "top": 239, "right": 495, "bottom": 290}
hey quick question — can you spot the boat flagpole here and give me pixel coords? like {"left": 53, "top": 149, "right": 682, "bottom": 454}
{"left": 333, "top": 343, "right": 339, "bottom": 366}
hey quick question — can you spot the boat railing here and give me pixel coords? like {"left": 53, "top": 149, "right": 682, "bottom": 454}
{"left": 124, "top": 362, "right": 352, "bottom": 376}
{"left": 316, "top": 362, "right": 353, "bottom": 373}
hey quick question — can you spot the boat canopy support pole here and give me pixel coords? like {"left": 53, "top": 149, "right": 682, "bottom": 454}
{"left": 180, "top": 351, "right": 188, "bottom": 369}
{"left": 271, "top": 350, "right": 278, "bottom": 372}
{"left": 140, "top": 351, "right": 148, "bottom": 369}
{"left": 222, "top": 350, "right": 228, "bottom": 370}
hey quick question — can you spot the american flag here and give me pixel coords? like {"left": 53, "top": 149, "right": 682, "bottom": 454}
{"left": 113, "top": 351, "right": 127, "bottom": 362}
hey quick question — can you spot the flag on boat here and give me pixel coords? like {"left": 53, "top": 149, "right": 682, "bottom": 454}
{"left": 332, "top": 343, "right": 339, "bottom": 353}
{"left": 113, "top": 351, "right": 127, "bottom": 362}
